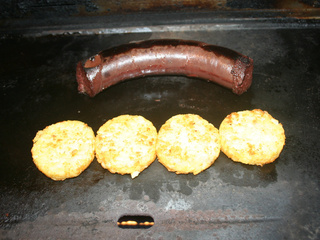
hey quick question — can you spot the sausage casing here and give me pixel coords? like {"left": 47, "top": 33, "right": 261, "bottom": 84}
{"left": 76, "top": 39, "right": 253, "bottom": 97}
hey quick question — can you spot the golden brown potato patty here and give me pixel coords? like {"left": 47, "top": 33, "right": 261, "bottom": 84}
{"left": 219, "top": 109, "right": 285, "bottom": 166}
{"left": 95, "top": 115, "right": 157, "bottom": 178}
{"left": 156, "top": 114, "right": 221, "bottom": 175}
{"left": 31, "top": 120, "right": 95, "bottom": 181}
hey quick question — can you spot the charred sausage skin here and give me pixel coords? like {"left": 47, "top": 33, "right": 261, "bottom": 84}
{"left": 76, "top": 39, "right": 253, "bottom": 97}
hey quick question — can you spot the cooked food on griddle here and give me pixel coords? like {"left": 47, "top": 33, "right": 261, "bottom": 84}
{"left": 31, "top": 120, "right": 95, "bottom": 181}
{"left": 156, "top": 114, "right": 221, "bottom": 175}
{"left": 76, "top": 39, "right": 253, "bottom": 97}
{"left": 95, "top": 115, "right": 157, "bottom": 178}
{"left": 219, "top": 109, "right": 285, "bottom": 166}
{"left": 31, "top": 109, "right": 286, "bottom": 181}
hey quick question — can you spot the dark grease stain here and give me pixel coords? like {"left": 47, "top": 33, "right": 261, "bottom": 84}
{"left": 215, "top": 154, "right": 277, "bottom": 187}
{"left": 124, "top": 161, "right": 212, "bottom": 201}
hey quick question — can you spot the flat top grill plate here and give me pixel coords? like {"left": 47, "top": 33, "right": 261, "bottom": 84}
{"left": 0, "top": 28, "right": 319, "bottom": 239}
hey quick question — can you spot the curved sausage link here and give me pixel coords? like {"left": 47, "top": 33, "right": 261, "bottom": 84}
{"left": 76, "top": 39, "right": 253, "bottom": 97}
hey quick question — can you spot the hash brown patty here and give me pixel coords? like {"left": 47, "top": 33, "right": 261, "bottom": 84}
{"left": 31, "top": 120, "right": 95, "bottom": 181}
{"left": 219, "top": 109, "right": 285, "bottom": 166}
{"left": 95, "top": 115, "right": 157, "bottom": 178}
{"left": 156, "top": 114, "right": 221, "bottom": 175}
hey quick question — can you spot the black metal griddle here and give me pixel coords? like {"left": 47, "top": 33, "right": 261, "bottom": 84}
{"left": 1, "top": 2, "right": 320, "bottom": 239}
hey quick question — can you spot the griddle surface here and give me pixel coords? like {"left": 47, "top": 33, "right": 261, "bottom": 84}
{"left": 0, "top": 28, "right": 319, "bottom": 239}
